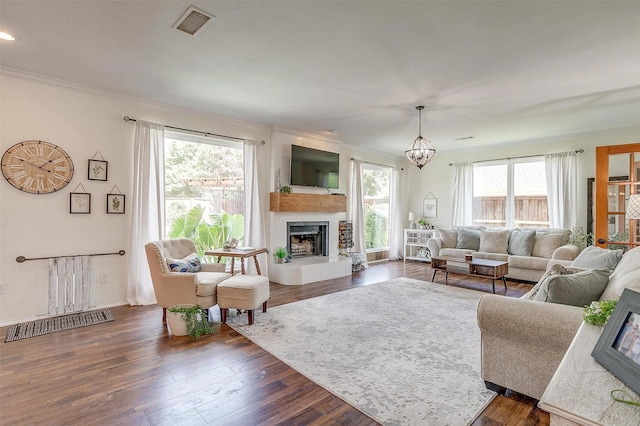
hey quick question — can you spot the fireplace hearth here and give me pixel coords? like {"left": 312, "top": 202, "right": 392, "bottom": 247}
{"left": 287, "top": 221, "right": 329, "bottom": 259}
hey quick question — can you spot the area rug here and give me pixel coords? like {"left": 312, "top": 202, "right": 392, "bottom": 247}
{"left": 228, "top": 277, "right": 495, "bottom": 425}
{"left": 4, "top": 309, "right": 114, "bottom": 342}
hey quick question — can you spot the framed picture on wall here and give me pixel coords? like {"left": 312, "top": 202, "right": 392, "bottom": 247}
{"left": 70, "top": 192, "right": 91, "bottom": 214}
{"left": 423, "top": 194, "right": 437, "bottom": 218}
{"left": 88, "top": 159, "right": 108, "bottom": 181}
{"left": 106, "top": 193, "right": 125, "bottom": 214}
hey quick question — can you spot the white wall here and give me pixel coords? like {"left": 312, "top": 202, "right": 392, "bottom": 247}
{"left": 404, "top": 126, "right": 640, "bottom": 230}
{"left": 0, "top": 72, "right": 269, "bottom": 324}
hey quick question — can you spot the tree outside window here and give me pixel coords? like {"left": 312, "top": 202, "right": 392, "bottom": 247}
{"left": 362, "top": 165, "right": 391, "bottom": 250}
{"left": 164, "top": 132, "right": 245, "bottom": 255}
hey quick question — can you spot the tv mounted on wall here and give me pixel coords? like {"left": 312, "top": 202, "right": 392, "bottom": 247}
{"left": 290, "top": 145, "right": 339, "bottom": 189}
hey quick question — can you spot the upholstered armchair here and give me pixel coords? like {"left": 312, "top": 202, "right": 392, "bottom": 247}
{"left": 145, "top": 238, "right": 231, "bottom": 322}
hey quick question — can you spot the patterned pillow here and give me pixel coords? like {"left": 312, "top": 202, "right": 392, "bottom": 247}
{"left": 166, "top": 253, "right": 202, "bottom": 273}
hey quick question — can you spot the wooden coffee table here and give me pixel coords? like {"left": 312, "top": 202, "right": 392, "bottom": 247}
{"left": 431, "top": 256, "right": 509, "bottom": 294}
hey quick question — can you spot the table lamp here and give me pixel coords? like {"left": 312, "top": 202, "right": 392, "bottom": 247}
{"left": 409, "top": 211, "right": 417, "bottom": 229}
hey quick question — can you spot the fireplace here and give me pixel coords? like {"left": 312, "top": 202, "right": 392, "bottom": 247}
{"left": 287, "top": 221, "right": 329, "bottom": 259}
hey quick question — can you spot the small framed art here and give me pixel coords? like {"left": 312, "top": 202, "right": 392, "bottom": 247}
{"left": 88, "top": 159, "right": 108, "bottom": 181}
{"left": 107, "top": 193, "right": 125, "bottom": 214}
{"left": 70, "top": 192, "right": 91, "bottom": 214}
{"left": 591, "top": 288, "right": 640, "bottom": 395}
{"left": 423, "top": 194, "right": 437, "bottom": 218}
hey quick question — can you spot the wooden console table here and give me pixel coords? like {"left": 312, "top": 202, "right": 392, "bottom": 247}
{"left": 431, "top": 256, "right": 508, "bottom": 294}
{"left": 539, "top": 322, "right": 640, "bottom": 425}
{"left": 205, "top": 248, "right": 268, "bottom": 275}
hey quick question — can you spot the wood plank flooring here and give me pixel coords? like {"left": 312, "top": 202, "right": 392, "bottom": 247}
{"left": 0, "top": 260, "right": 549, "bottom": 425}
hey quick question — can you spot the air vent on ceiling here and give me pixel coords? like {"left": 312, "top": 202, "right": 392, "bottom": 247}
{"left": 173, "top": 6, "right": 215, "bottom": 37}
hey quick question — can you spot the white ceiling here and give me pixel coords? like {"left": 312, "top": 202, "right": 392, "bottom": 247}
{"left": 1, "top": 1, "right": 639, "bottom": 157}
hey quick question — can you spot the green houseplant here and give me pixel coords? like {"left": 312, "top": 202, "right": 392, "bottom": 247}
{"left": 280, "top": 185, "right": 293, "bottom": 194}
{"left": 274, "top": 246, "right": 289, "bottom": 263}
{"left": 166, "top": 304, "right": 213, "bottom": 338}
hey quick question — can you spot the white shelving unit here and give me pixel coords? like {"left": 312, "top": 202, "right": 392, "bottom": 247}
{"left": 404, "top": 229, "right": 434, "bottom": 262}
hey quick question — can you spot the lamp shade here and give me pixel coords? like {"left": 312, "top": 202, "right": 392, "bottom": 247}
{"left": 627, "top": 194, "right": 640, "bottom": 219}
{"left": 408, "top": 211, "right": 415, "bottom": 221}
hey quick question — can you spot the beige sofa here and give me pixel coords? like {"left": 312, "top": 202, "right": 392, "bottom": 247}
{"left": 477, "top": 245, "right": 640, "bottom": 400}
{"left": 426, "top": 227, "right": 579, "bottom": 282}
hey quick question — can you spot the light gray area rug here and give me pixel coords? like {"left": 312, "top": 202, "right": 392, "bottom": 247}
{"left": 228, "top": 277, "right": 496, "bottom": 425}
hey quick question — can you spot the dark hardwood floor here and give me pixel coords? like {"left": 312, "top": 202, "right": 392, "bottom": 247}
{"left": 0, "top": 260, "right": 549, "bottom": 425}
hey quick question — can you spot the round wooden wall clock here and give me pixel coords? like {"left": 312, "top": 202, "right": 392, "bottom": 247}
{"left": 1, "top": 140, "right": 74, "bottom": 194}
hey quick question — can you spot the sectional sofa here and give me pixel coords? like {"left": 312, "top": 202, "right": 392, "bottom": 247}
{"left": 426, "top": 227, "right": 579, "bottom": 282}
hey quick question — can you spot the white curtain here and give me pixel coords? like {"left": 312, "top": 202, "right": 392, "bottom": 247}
{"left": 243, "top": 139, "right": 267, "bottom": 275}
{"left": 545, "top": 151, "right": 577, "bottom": 229}
{"left": 127, "top": 120, "right": 165, "bottom": 306}
{"left": 348, "top": 159, "right": 368, "bottom": 258}
{"left": 388, "top": 168, "right": 403, "bottom": 260}
{"left": 451, "top": 162, "right": 474, "bottom": 226}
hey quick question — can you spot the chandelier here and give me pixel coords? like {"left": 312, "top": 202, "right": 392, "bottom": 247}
{"left": 405, "top": 105, "right": 436, "bottom": 169}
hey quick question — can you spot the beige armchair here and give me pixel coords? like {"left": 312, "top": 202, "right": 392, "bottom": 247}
{"left": 145, "top": 238, "right": 231, "bottom": 322}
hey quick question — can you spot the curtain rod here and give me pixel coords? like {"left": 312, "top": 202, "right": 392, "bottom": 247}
{"left": 350, "top": 157, "right": 403, "bottom": 171}
{"left": 16, "top": 250, "right": 126, "bottom": 263}
{"left": 123, "top": 116, "right": 262, "bottom": 143}
{"left": 448, "top": 149, "right": 584, "bottom": 166}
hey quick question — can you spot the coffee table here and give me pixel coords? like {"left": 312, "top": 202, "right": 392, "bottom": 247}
{"left": 431, "top": 256, "right": 509, "bottom": 294}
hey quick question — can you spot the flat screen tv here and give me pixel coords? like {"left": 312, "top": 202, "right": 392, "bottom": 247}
{"left": 290, "top": 145, "right": 339, "bottom": 189}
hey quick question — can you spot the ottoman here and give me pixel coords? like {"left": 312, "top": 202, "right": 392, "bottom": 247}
{"left": 217, "top": 274, "right": 270, "bottom": 325}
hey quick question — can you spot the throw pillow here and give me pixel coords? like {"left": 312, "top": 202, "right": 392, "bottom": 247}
{"left": 532, "top": 269, "right": 611, "bottom": 307}
{"left": 479, "top": 230, "right": 509, "bottom": 254}
{"left": 508, "top": 229, "right": 537, "bottom": 256}
{"left": 166, "top": 253, "right": 202, "bottom": 273}
{"left": 439, "top": 229, "right": 458, "bottom": 248}
{"left": 456, "top": 228, "right": 481, "bottom": 251}
{"left": 531, "top": 232, "right": 566, "bottom": 258}
{"left": 522, "top": 264, "right": 581, "bottom": 300}
{"left": 571, "top": 246, "right": 624, "bottom": 270}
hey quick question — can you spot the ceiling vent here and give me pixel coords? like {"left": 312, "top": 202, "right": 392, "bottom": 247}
{"left": 173, "top": 6, "right": 215, "bottom": 37}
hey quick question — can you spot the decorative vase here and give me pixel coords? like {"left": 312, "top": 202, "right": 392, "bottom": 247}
{"left": 277, "top": 257, "right": 285, "bottom": 264}
{"left": 166, "top": 304, "right": 197, "bottom": 336}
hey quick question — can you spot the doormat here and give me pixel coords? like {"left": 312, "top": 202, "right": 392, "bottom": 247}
{"left": 4, "top": 309, "right": 114, "bottom": 342}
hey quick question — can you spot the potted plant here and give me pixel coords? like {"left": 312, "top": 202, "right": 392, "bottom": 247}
{"left": 274, "top": 246, "right": 289, "bottom": 264}
{"left": 280, "top": 185, "right": 293, "bottom": 194}
{"left": 418, "top": 219, "right": 428, "bottom": 229}
{"left": 166, "top": 304, "right": 213, "bottom": 337}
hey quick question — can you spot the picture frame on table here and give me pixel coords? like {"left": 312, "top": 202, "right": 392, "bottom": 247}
{"left": 591, "top": 288, "right": 640, "bottom": 395}
{"left": 70, "top": 192, "right": 91, "bottom": 214}
{"left": 423, "top": 196, "right": 437, "bottom": 218}
{"left": 106, "top": 193, "right": 125, "bottom": 214}
{"left": 88, "top": 159, "right": 108, "bottom": 181}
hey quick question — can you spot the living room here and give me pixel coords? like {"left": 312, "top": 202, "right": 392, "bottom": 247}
{"left": 1, "top": 1, "right": 640, "bottom": 424}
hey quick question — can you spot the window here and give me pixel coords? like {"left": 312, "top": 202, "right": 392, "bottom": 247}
{"left": 164, "top": 132, "right": 245, "bottom": 254}
{"left": 362, "top": 165, "right": 391, "bottom": 250}
{"left": 473, "top": 158, "right": 548, "bottom": 228}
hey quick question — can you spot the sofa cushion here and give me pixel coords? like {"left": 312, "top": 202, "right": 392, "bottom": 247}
{"left": 195, "top": 271, "right": 233, "bottom": 296}
{"left": 571, "top": 246, "right": 624, "bottom": 270}
{"left": 531, "top": 232, "right": 566, "bottom": 258}
{"left": 533, "top": 269, "right": 611, "bottom": 307}
{"left": 456, "top": 228, "right": 480, "bottom": 250}
{"left": 440, "top": 248, "right": 475, "bottom": 259}
{"left": 508, "top": 229, "right": 537, "bottom": 256}
{"left": 479, "top": 229, "right": 509, "bottom": 254}
{"left": 473, "top": 252, "right": 509, "bottom": 262}
{"left": 166, "top": 253, "right": 202, "bottom": 273}
{"left": 522, "top": 264, "right": 582, "bottom": 300}
{"left": 599, "top": 246, "right": 640, "bottom": 300}
{"left": 439, "top": 229, "right": 458, "bottom": 248}
{"left": 509, "top": 255, "right": 550, "bottom": 270}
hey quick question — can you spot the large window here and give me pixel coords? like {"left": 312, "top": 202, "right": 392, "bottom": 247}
{"left": 473, "top": 158, "right": 549, "bottom": 228}
{"left": 164, "top": 132, "right": 245, "bottom": 254}
{"left": 362, "top": 165, "right": 391, "bottom": 250}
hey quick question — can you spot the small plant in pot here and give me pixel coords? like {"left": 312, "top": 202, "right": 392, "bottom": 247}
{"left": 166, "top": 304, "right": 213, "bottom": 338}
{"left": 418, "top": 219, "right": 428, "bottom": 229}
{"left": 280, "top": 185, "right": 293, "bottom": 194}
{"left": 274, "top": 246, "right": 289, "bottom": 264}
